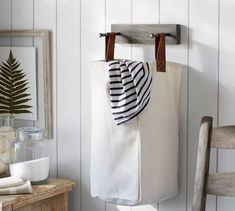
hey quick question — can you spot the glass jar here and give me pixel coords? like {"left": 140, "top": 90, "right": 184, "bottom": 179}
{"left": 10, "top": 127, "right": 50, "bottom": 184}
{"left": 0, "top": 115, "right": 15, "bottom": 175}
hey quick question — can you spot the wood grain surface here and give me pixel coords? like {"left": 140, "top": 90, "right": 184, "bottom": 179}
{"left": 111, "top": 24, "right": 180, "bottom": 44}
{"left": 0, "top": 178, "right": 76, "bottom": 211}
{"left": 207, "top": 172, "right": 235, "bottom": 197}
{"left": 211, "top": 126, "right": 235, "bottom": 149}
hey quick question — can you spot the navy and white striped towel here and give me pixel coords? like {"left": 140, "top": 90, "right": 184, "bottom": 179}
{"left": 108, "top": 60, "right": 152, "bottom": 125}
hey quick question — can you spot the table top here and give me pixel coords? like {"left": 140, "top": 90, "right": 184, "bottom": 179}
{"left": 0, "top": 177, "right": 76, "bottom": 209}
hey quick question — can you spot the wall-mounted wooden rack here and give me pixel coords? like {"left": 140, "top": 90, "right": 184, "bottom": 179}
{"left": 106, "top": 24, "right": 181, "bottom": 45}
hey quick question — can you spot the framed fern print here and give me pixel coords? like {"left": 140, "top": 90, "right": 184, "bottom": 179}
{"left": 0, "top": 47, "right": 37, "bottom": 120}
{"left": 0, "top": 30, "right": 52, "bottom": 138}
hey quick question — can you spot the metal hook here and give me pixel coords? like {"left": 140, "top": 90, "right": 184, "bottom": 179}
{"left": 150, "top": 33, "right": 159, "bottom": 38}
{"left": 99, "top": 32, "right": 121, "bottom": 37}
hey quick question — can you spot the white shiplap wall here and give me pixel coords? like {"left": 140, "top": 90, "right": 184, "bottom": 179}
{"left": 0, "top": 0, "right": 235, "bottom": 211}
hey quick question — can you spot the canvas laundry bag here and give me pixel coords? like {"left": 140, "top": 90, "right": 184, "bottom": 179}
{"left": 90, "top": 60, "right": 182, "bottom": 206}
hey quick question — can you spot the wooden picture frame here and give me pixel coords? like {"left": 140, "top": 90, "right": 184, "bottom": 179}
{"left": 0, "top": 30, "right": 52, "bottom": 138}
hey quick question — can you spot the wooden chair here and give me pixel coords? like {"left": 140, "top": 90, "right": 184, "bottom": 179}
{"left": 192, "top": 116, "right": 235, "bottom": 211}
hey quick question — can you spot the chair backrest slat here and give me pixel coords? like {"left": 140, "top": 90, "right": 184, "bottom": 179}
{"left": 211, "top": 126, "right": 235, "bottom": 149}
{"left": 206, "top": 172, "right": 235, "bottom": 197}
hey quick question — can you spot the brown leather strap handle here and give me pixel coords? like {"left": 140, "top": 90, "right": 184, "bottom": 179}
{"left": 155, "top": 35, "right": 160, "bottom": 67}
{"left": 155, "top": 33, "right": 166, "bottom": 72}
{"left": 105, "top": 33, "right": 116, "bottom": 62}
{"left": 105, "top": 35, "right": 109, "bottom": 60}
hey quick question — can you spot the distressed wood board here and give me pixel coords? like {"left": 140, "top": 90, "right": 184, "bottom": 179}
{"left": 211, "top": 126, "right": 235, "bottom": 149}
{"left": 207, "top": 172, "right": 235, "bottom": 197}
{"left": 111, "top": 24, "right": 180, "bottom": 44}
{"left": 0, "top": 178, "right": 76, "bottom": 210}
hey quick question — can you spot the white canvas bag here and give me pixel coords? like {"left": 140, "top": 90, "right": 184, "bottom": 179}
{"left": 90, "top": 61, "right": 182, "bottom": 206}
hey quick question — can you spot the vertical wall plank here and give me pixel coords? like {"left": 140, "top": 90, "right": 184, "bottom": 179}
{"left": 81, "top": 0, "right": 106, "bottom": 210}
{"left": 0, "top": 0, "right": 11, "bottom": 48}
{"left": 57, "top": 0, "right": 81, "bottom": 211}
{"left": 34, "top": 0, "right": 57, "bottom": 177}
{"left": 12, "top": 0, "right": 33, "bottom": 30}
{"left": 105, "top": 0, "right": 132, "bottom": 211}
{"left": 159, "top": 1, "right": 188, "bottom": 211}
{"left": 12, "top": 0, "right": 33, "bottom": 40}
{"left": 131, "top": 0, "right": 158, "bottom": 62}
{"left": 217, "top": 0, "right": 235, "bottom": 210}
{"left": 132, "top": 1, "right": 158, "bottom": 210}
{"left": 106, "top": 0, "right": 132, "bottom": 60}
{"left": 188, "top": 0, "right": 219, "bottom": 211}
{"left": 0, "top": 0, "right": 11, "bottom": 30}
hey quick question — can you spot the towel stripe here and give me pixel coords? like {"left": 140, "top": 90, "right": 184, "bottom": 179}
{"left": 108, "top": 60, "right": 152, "bottom": 125}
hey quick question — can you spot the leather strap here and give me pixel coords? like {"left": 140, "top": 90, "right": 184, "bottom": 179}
{"left": 105, "top": 33, "right": 116, "bottom": 62}
{"left": 105, "top": 35, "right": 109, "bottom": 60}
{"left": 155, "top": 33, "right": 166, "bottom": 72}
{"left": 155, "top": 35, "right": 160, "bottom": 68}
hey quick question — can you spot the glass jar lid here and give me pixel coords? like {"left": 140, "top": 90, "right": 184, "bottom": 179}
{"left": 16, "top": 127, "right": 44, "bottom": 141}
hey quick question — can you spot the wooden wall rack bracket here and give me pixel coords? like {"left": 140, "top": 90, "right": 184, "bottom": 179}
{"left": 109, "top": 24, "right": 181, "bottom": 45}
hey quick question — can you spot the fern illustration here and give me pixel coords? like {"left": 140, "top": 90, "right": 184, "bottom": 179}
{"left": 0, "top": 50, "right": 32, "bottom": 115}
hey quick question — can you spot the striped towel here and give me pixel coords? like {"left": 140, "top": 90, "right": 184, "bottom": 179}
{"left": 0, "top": 176, "right": 33, "bottom": 195}
{"left": 108, "top": 60, "right": 152, "bottom": 125}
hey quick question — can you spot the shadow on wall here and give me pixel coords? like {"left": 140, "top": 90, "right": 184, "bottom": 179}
{"left": 187, "top": 26, "right": 220, "bottom": 210}
{"left": 141, "top": 25, "right": 189, "bottom": 62}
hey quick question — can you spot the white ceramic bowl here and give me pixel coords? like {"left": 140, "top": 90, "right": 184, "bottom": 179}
{"left": 10, "top": 157, "right": 50, "bottom": 183}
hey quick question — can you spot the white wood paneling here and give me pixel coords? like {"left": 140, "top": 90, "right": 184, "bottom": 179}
{"left": 131, "top": 0, "right": 158, "bottom": 62}
{"left": 188, "top": 0, "right": 219, "bottom": 211}
{"left": 11, "top": 0, "right": 34, "bottom": 64}
{"left": 0, "top": 0, "right": 11, "bottom": 30}
{"left": 106, "top": 0, "right": 132, "bottom": 60}
{"left": 0, "top": 0, "right": 11, "bottom": 46}
{"left": 159, "top": 1, "right": 188, "bottom": 211}
{"left": 81, "top": 0, "right": 105, "bottom": 210}
{"left": 12, "top": 0, "right": 33, "bottom": 30}
{"left": 217, "top": 0, "right": 235, "bottom": 210}
{"left": 57, "top": 0, "right": 81, "bottom": 211}
{"left": 11, "top": 0, "right": 33, "bottom": 57}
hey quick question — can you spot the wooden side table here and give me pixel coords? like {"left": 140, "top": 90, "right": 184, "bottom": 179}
{"left": 0, "top": 178, "right": 76, "bottom": 211}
